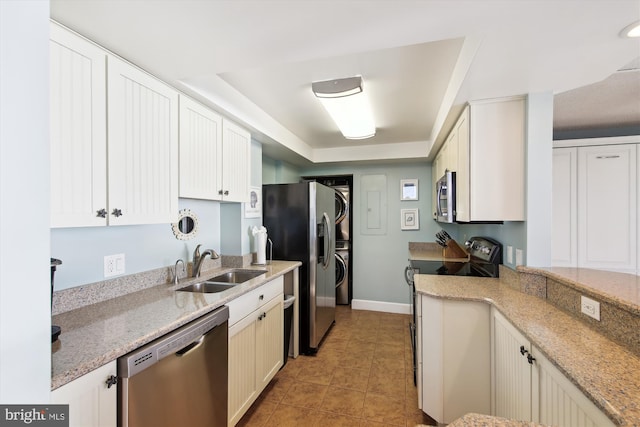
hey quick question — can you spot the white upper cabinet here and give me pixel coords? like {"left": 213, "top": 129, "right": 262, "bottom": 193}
{"left": 455, "top": 97, "right": 525, "bottom": 222}
{"left": 178, "top": 97, "right": 250, "bottom": 203}
{"left": 178, "top": 95, "right": 223, "bottom": 200}
{"left": 50, "top": 22, "right": 179, "bottom": 227}
{"left": 221, "top": 119, "right": 251, "bottom": 203}
{"left": 107, "top": 55, "right": 179, "bottom": 225}
{"left": 50, "top": 22, "right": 107, "bottom": 227}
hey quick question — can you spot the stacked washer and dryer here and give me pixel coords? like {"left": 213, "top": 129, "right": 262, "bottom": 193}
{"left": 305, "top": 175, "right": 352, "bottom": 305}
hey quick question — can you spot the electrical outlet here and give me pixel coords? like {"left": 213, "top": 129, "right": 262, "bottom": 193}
{"left": 515, "top": 248, "right": 523, "bottom": 266}
{"left": 581, "top": 295, "right": 600, "bottom": 321}
{"left": 506, "top": 245, "right": 513, "bottom": 264}
{"left": 104, "top": 254, "right": 125, "bottom": 278}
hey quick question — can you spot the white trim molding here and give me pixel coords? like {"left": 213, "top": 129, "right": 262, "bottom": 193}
{"left": 351, "top": 299, "right": 411, "bottom": 315}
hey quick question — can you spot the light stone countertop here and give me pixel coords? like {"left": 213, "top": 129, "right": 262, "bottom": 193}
{"left": 414, "top": 274, "right": 640, "bottom": 427}
{"left": 446, "top": 413, "right": 547, "bottom": 426}
{"left": 51, "top": 260, "right": 301, "bottom": 390}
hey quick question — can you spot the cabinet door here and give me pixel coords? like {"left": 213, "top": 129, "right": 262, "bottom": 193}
{"left": 107, "top": 55, "right": 178, "bottom": 225}
{"left": 532, "top": 348, "right": 615, "bottom": 427}
{"left": 577, "top": 144, "right": 637, "bottom": 272}
{"left": 256, "top": 295, "right": 284, "bottom": 389}
{"left": 228, "top": 312, "right": 258, "bottom": 427}
{"left": 552, "top": 148, "right": 578, "bottom": 267}
{"left": 179, "top": 96, "right": 223, "bottom": 200}
{"left": 221, "top": 119, "right": 251, "bottom": 202}
{"left": 492, "top": 309, "right": 532, "bottom": 421}
{"left": 455, "top": 107, "right": 470, "bottom": 222}
{"left": 50, "top": 22, "right": 107, "bottom": 228}
{"left": 51, "top": 361, "right": 117, "bottom": 427}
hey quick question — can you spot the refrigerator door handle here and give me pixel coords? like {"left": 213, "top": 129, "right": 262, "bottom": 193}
{"left": 322, "top": 212, "right": 332, "bottom": 270}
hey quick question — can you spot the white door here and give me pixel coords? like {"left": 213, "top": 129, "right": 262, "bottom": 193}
{"left": 50, "top": 23, "right": 107, "bottom": 227}
{"left": 107, "top": 55, "right": 178, "bottom": 225}
{"left": 552, "top": 148, "right": 578, "bottom": 266}
{"left": 577, "top": 144, "right": 637, "bottom": 272}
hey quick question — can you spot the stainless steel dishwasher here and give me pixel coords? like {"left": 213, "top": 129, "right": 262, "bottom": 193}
{"left": 118, "top": 305, "right": 228, "bottom": 427}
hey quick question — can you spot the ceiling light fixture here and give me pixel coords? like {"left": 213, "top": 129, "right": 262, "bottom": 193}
{"left": 312, "top": 76, "right": 376, "bottom": 140}
{"left": 620, "top": 20, "right": 640, "bottom": 38}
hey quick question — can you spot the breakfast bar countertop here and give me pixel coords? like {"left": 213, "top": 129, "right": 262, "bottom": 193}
{"left": 414, "top": 272, "right": 640, "bottom": 427}
{"left": 51, "top": 260, "right": 301, "bottom": 390}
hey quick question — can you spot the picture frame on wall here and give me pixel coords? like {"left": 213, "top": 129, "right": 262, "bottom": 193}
{"left": 400, "top": 179, "right": 419, "bottom": 201}
{"left": 401, "top": 208, "right": 419, "bottom": 230}
{"left": 245, "top": 186, "right": 262, "bottom": 218}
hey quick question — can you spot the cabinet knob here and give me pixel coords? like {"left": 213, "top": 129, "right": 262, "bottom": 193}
{"left": 105, "top": 375, "right": 118, "bottom": 389}
{"left": 519, "top": 345, "right": 528, "bottom": 356}
{"left": 111, "top": 208, "right": 123, "bottom": 217}
{"left": 224, "top": 190, "right": 229, "bottom": 196}
{"left": 527, "top": 354, "right": 536, "bottom": 365}
{"left": 218, "top": 190, "right": 223, "bottom": 195}
{"left": 96, "top": 209, "right": 107, "bottom": 218}
{"left": 259, "top": 295, "right": 264, "bottom": 300}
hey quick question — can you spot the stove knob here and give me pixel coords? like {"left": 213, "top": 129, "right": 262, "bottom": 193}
{"left": 480, "top": 246, "right": 491, "bottom": 255}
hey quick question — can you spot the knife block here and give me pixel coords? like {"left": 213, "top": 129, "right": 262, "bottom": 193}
{"left": 443, "top": 239, "right": 468, "bottom": 259}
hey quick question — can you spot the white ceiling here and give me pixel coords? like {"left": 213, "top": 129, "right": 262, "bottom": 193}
{"left": 50, "top": 0, "right": 640, "bottom": 166}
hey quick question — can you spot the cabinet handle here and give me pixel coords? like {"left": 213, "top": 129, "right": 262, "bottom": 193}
{"left": 111, "top": 208, "right": 123, "bottom": 217}
{"left": 224, "top": 190, "right": 229, "bottom": 196}
{"left": 259, "top": 295, "right": 264, "bottom": 300}
{"left": 105, "top": 375, "right": 118, "bottom": 389}
{"left": 96, "top": 209, "right": 107, "bottom": 218}
{"left": 519, "top": 345, "right": 528, "bottom": 356}
{"left": 218, "top": 190, "right": 223, "bottom": 195}
{"left": 527, "top": 354, "right": 536, "bottom": 365}
{"left": 596, "top": 155, "right": 620, "bottom": 159}
{"left": 258, "top": 312, "right": 267, "bottom": 321}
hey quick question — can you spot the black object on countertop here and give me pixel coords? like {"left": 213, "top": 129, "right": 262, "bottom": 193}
{"left": 51, "top": 258, "right": 62, "bottom": 343}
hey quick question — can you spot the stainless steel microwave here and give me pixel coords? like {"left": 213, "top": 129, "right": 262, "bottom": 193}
{"left": 435, "top": 171, "right": 456, "bottom": 223}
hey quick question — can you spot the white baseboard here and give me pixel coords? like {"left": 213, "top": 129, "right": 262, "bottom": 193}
{"left": 350, "top": 299, "right": 411, "bottom": 315}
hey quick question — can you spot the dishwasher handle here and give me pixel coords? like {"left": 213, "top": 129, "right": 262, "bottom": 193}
{"left": 175, "top": 335, "right": 205, "bottom": 356}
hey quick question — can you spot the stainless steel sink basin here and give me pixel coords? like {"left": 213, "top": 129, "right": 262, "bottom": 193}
{"left": 176, "top": 269, "right": 267, "bottom": 293}
{"left": 176, "top": 282, "right": 236, "bottom": 293}
{"left": 207, "top": 269, "right": 267, "bottom": 284}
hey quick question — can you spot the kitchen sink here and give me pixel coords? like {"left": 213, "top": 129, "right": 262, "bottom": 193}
{"left": 207, "top": 269, "right": 267, "bottom": 284}
{"left": 176, "top": 269, "right": 267, "bottom": 293}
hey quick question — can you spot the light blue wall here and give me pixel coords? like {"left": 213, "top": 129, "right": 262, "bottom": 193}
{"left": 262, "top": 157, "right": 302, "bottom": 185}
{"left": 51, "top": 140, "right": 263, "bottom": 290}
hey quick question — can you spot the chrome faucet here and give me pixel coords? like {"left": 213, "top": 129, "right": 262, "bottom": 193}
{"left": 173, "top": 259, "right": 185, "bottom": 285}
{"left": 192, "top": 244, "right": 220, "bottom": 278}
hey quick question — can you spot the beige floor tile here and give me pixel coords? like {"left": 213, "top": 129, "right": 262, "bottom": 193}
{"left": 330, "top": 366, "right": 370, "bottom": 392}
{"left": 260, "top": 374, "right": 296, "bottom": 403}
{"left": 367, "top": 370, "right": 406, "bottom": 397}
{"left": 281, "top": 381, "right": 328, "bottom": 409}
{"left": 263, "top": 403, "right": 322, "bottom": 427}
{"left": 236, "top": 397, "right": 277, "bottom": 427}
{"left": 313, "top": 410, "right": 364, "bottom": 427}
{"left": 320, "top": 385, "right": 366, "bottom": 417}
{"left": 296, "top": 360, "right": 336, "bottom": 385}
{"left": 363, "top": 392, "right": 406, "bottom": 425}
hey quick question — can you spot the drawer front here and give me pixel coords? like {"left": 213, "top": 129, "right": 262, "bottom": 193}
{"left": 228, "top": 276, "right": 283, "bottom": 326}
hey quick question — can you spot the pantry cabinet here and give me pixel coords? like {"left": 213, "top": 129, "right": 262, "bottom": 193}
{"left": 552, "top": 140, "right": 638, "bottom": 273}
{"left": 50, "top": 22, "right": 107, "bottom": 228}
{"left": 50, "top": 361, "right": 117, "bottom": 427}
{"left": 178, "top": 96, "right": 250, "bottom": 203}
{"left": 418, "top": 294, "right": 491, "bottom": 424}
{"left": 491, "top": 309, "right": 615, "bottom": 427}
{"left": 50, "top": 22, "right": 179, "bottom": 227}
{"left": 434, "top": 97, "right": 525, "bottom": 222}
{"left": 227, "top": 277, "right": 283, "bottom": 426}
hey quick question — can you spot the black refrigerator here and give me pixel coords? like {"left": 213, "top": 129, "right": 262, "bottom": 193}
{"left": 263, "top": 182, "right": 336, "bottom": 354}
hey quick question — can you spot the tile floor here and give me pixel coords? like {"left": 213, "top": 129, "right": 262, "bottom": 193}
{"left": 237, "top": 305, "right": 438, "bottom": 426}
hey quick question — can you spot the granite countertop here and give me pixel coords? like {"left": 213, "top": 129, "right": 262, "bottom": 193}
{"left": 51, "top": 260, "right": 301, "bottom": 390}
{"left": 447, "top": 413, "right": 547, "bottom": 427}
{"left": 414, "top": 274, "right": 640, "bottom": 427}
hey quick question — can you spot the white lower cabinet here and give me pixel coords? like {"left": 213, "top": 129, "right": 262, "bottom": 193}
{"left": 227, "top": 277, "right": 283, "bottom": 426}
{"left": 418, "top": 294, "right": 491, "bottom": 424}
{"left": 491, "top": 308, "right": 615, "bottom": 427}
{"left": 50, "top": 361, "right": 117, "bottom": 427}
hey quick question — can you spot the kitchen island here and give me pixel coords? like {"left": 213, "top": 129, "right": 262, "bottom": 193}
{"left": 415, "top": 267, "right": 640, "bottom": 427}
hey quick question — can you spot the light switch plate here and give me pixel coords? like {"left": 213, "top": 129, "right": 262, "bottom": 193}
{"left": 506, "top": 245, "right": 513, "bottom": 264}
{"left": 515, "top": 248, "right": 523, "bottom": 266}
{"left": 104, "top": 253, "right": 125, "bottom": 278}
